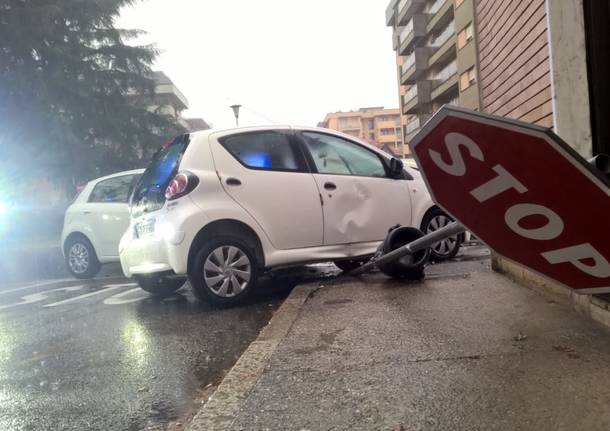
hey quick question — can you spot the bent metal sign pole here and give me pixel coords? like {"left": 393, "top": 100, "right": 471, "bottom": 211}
{"left": 411, "top": 106, "right": 610, "bottom": 294}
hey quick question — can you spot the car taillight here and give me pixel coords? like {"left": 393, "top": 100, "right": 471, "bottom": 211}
{"left": 165, "top": 172, "right": 198, "bottom": 200}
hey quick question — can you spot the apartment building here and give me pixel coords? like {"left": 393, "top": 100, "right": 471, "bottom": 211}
{"left": 151, "top": 72, "right": 209, "bottom": 133}
{"left": 319, "top": 107, "right": 404, "bottom": 156}
{"left": 386, "top": 0, "right": 480, "bottom": 149}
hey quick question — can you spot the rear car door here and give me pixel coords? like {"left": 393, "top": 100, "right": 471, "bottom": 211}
{"left": 210, "top": 129, "right": 324, "bottom": 250}
{"left": 86, "top": 174, "right": 139, "bottom": 257}
{"left": 297, "top": 131, "right": 412, "bottom": 245}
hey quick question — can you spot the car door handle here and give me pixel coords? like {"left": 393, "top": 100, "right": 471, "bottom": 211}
{"left": 83, "top": 211, "right": 92, "bottom": 215}
{"left": 324, "top": 182, "right": 337, "bottom": 191}
{"left": 226, "top": 177, "right": 242, "bottom": 186}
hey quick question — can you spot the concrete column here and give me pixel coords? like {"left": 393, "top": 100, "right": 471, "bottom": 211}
{"left": 546, "top": 0, "right": 593, "bottom": 157}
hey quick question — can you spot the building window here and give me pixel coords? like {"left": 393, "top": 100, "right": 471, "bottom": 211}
{"left": 457, "top": 23, "right": 474, "bottom": 49}
{"left": 455, "top": 0, "right": 465, "bottom": 8}
{"left": 459, "top": 67, "right": 476, "bottom": 91}
{"left": 367, "top": 119, "right": 374, "bottom": 129}
{"left": 380, "top": 128, "right": 395, "bottom": 136}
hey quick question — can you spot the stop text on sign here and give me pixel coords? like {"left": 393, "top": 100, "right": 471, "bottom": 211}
{"left": 430, "top": 131, "right": 610, "bottom": 279}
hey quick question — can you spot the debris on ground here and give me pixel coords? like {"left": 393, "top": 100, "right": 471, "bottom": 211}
{"left": 513, "top": 332, "right": 528, "bottom": 342}
{"left": 552, "top": 345, "right": 575, "bottom": 353}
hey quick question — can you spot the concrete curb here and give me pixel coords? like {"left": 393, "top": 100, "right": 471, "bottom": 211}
{"left": 492, "top": 254, "right": 610, "bottom": 330}
{"left": 186, "top": 283, "right": 320, "bottom": 431}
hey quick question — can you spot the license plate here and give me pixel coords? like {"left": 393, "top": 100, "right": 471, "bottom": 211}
{"left": 135, "top": 218, "right": 155, "bottom": 238}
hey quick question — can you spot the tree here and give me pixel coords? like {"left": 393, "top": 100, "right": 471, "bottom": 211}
{"left": 0, "top": 0, "right": 184, "bottom": 195}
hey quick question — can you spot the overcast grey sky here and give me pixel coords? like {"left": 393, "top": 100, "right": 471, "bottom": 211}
{"left": 118, "top": 0, "right": 399, "bottom": 129}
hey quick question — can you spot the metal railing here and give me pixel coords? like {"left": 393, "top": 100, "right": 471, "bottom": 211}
{"left": 429, "top": 20, "right": 454, "bottom": 48}
{"left": 406, "top": 117, "right": 421, "bottom": 134}
{"left": 404, "top": 85, "right": 418, "bottom": 104}
{"left": 399, "top": 19, "right": 414, "bottom": 44}
{"left": 402, "top": 52, "right": 416, "bottom": 74}
{"left": 425, "top": 0, "right": 446, "bottom": 15}
{"left": 430, "top": 60, "right": 457, "bottom": 86}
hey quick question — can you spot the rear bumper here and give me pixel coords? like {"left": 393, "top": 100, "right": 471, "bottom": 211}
{"left": 119, "top": 233, "right": 187, "bottom": 277}
{"left": 119, "top": 198, "right": 208, "bottom": 278}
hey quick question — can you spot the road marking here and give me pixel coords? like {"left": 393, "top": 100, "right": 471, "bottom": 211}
{"left": 44, "top": 283, "right": 137, "bottom": 307}
{"left": 103, "top": 288, "right": 150, "bottom": 305}
{"left": 0, "top": 285, "right": 84, "bottom": 310}
{"left": 0, "top": 279, "right": 75, "bottom": 296}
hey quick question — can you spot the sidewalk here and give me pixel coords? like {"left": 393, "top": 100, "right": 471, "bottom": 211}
{"left": 191, "top": 265, "right": 610, "bottom": 430}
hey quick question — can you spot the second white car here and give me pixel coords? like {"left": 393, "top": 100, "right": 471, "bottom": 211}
{"left": 61, "top": 169, "right": 144, "bottom": 278}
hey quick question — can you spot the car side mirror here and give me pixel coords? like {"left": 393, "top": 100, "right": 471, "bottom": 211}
{"left": 389, "top": 157, "right": 404, "bottom": 178}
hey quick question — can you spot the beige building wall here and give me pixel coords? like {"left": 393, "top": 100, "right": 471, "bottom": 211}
{"left": 320, "top": 107, "right": 404, "bottom": 156}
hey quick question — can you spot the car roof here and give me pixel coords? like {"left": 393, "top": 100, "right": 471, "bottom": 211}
{"left": 189, "top": 125, "right": 395, "bottom": 159}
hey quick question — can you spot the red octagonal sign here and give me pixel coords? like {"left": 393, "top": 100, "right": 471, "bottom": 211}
{"left": 411, "top": 106, "right": 610, "bottom": 294}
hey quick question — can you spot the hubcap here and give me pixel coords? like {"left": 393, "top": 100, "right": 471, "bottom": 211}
{"left": 426, "top": 214, "right": 458, "bottom": 256}
{"left": 203, "top": 246, "right": 251, "bottom": 298}
{"left": 68, "top": 242, "right": 90, "bottom": 274}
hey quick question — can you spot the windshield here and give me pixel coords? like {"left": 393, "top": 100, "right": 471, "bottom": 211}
{"left": 130, "top": 135, "right": 190, "bottom": 218}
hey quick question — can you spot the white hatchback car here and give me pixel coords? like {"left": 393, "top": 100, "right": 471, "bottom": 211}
{"left": 119, "top": 127, "right": 461, "bottom": 305}
{"left": 61, "top": 169, "right": 144, "bottom": 278}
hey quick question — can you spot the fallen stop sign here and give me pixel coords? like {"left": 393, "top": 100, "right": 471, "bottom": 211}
{"left": 411, "top": 106, "right": 610, "bottom": 294}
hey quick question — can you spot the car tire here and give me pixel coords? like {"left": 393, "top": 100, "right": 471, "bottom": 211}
{"left": 65, "top": 236, "right": 101, "bottom": 279}
{"left": 134, "top": 275, "right": 185, "bottom": 297}
{"left": 334, "top": 258, "right": 369, "bottom": 273}
{"left": 190, "top": 236, "right": 259, "bottom": 307}
{"left": 421, "top": 208, "right": 462, "bottom": 261}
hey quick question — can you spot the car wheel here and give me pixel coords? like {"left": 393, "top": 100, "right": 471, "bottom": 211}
{"left": 65, "top": 236, "right": 100, "bottom": 279}
{"left": 190, "top": 237, "right": 258, "bottom": 307}
{"left": 421, "top": 209, "right": 463, "bottom": 261}
{"left": 334, "top": 258, "right": 369, "bottom": 273}
{"left": 134, "top": 275, "right": 185, "bottom": 297}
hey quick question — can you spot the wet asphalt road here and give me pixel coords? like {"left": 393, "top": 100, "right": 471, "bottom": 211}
{"left": 0, "top": 245, "right": 489, "bottom": 431}
{"left": 0, "top": 264, "right": 338, "bottom": 431}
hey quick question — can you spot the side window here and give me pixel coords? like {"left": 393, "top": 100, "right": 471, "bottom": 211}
{"left": 301, "top": 132, "right": 387, "bottom": 178}
{"left": 88, "top": 175, "right": 135, "bottom": 203}
{"left": 221, "top": 131, "right": 302, "bottom": 171}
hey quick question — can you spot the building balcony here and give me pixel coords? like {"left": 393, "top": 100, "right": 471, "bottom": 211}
{"left": 428, "top": 21, "right": 455, "bottom": 67}
{"left": 426, "top": 0, "right": 454, "bottom": 33}
{"left": 401, "top": 47, "right": 430, "bottom": 85}
{"left": 377, "top": 120, "right": 400, "bottom": 130}
{"left": 429, "top": 60, "right": 458, "bottom": 100}
{"left": 341, "top": 127, "right": 361, "bottom": 134}
{"left": 397, "top": 0, "right": 426, "bottom": 26}
{"left": 431, "top": 73, "right": 458, "bottom": 101}
{"left": 402, "top": 81, "right": 432, "bottom": 114}
{"left": 386, "top": 0, "right": 398, "bottom": 26}
{"left": 404, "top": 114, "right": 432, "bottom": 142}
{"left": 398, "top": 13, "right": 428, "bottom": 55}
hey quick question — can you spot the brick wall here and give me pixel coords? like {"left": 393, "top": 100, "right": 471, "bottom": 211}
{"left": 475, "top": 0, "right": 553, "bottom": 127}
